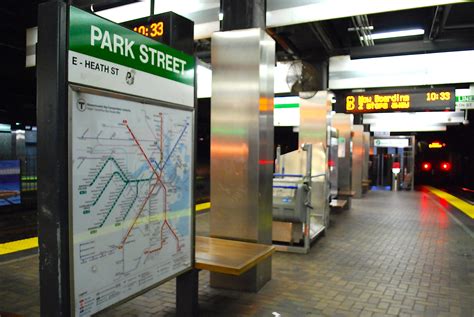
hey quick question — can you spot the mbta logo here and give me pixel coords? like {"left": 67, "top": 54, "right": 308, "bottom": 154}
{"left": 77, "top": 98, "right": 86, "bottom": 112}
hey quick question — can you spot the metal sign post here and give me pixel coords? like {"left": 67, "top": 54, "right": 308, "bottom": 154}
{"left": 37, "top": 2, "right": 70, "bottom": 316}
{"left": 37, "top": 3, "right": 196, "bottom": 316}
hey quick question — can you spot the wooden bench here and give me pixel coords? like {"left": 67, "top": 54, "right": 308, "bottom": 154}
{"left": 177, "top": 236, "right": 275, "bottom": 316}
{"left": 362, "top": 180, "right": 370, "bottom": 194}
{"left": 337, "top": 190, "right": 356, "bottom": 197}
{"left": 330, "top": 199, "right": 347, "bottom": 209}
{"left": 331, "top": 190, "right": 355, "bottom": 211}
{"left": 195, "top": 236, "right": 275, "bottom": 275}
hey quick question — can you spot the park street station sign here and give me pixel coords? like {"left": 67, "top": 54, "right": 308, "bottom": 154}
{"left": 67, "top": 6, "right": 195, "bottom": 316}
{"left": 68, "top": 6, "right": 195, "bottom": 107}
{"left": 336, "top": 88, "right": 455, "bottom": 113}
{"left": 456, "top": 95, "right": 474, "bottom": 110}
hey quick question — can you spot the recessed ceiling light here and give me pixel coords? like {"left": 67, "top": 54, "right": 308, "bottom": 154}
{"left": 361, "top": 28, "right": 425, "bottom": 41}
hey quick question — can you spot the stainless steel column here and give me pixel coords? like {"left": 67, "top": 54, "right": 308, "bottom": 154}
{"left": 299, "top": 91, "right": 333, "bottom": 227}
{"left": 332, "top": 114, "right": 353, "bottom": 199}
{"left": 362, "top": 131, "right": 370, "bottom": 193}
{"left": 410, "top": 136, "right": 416, "bottom": 191}
{"left": 299, "top": 91, "right": 332, "bottom": 176}
{"left": 328, "top": 127, "right": 339, "bottom": 198}
{"left": 351, "top": 125, "right": 364, "bottom": 198}
{"left": 210, "top": 28, "right": 275, "bottom": 292}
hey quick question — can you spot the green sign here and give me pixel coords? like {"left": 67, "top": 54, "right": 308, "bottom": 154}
{"left": 456, "top": 95, "right": 474, "bottom": 102}
{"left": 275, "top": 103, "right": 299, "bottom": 109}
{"left": 69, "top": 7, "right": 194, "bottom": 86}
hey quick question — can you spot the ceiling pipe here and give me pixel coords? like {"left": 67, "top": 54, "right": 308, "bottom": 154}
{"left": 351, "top": 16, "right": 366, "bottom": 47}
{"left": 348, "top": 26, "right": 374, "bottom": 32}
{"left": 356, "top": 16, "right": 368, "bottom": 46}
{"left": 361, "top": 15, "right": 374, "bottom": 45}
{"left": 352, "top": 15, "right": 374, "bottom": 47}
{"left": 308, "top": 22, "right": 335, "bottom": 54}
{"left": 428, "top": 5, "right": 451, "bottom": 40}
{"left": 444, "top": 23, "right": 474, "bottom": 29}
{"left": 439, "top": 4, "right": 452, "bottom": 33}
{"left": 266, "top": 28, "right": 300, "bottom": 59}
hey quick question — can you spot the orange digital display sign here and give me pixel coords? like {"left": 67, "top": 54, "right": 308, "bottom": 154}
{"left": 121, "top": 12, "right": 194, "bottom": 55}
{"left": 132, "top": 22, "right": 164, "bottom": 38}
{"left": 429, "top": 141, "right": 446, "bottom": 149}
{"left": 338, "top": 88, "right": 455, "bottom": 113}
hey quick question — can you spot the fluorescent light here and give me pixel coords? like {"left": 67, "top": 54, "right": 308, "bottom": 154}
{"left": 0, "top": 124, "right": 11, "bottom": 132}
{"left": 370, "top": 123, "right": 446, "bottom": 132}
{"left": 364, "top": 111, "right": 465, "bottom": 132}
{"left": 362, "top": 28, "right": 424, "bottom": 41}
{"left": 329, "top": 51, "right": 474, "bottom": 90}
{"left": 363, "top": 112, "right": 464, "bottom": 125}
{"left": 197, "top": 64, "right": 212, "bottom": 99}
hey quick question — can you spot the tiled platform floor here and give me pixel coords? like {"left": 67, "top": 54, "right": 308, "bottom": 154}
{"left": 1, "top": 190, "right": 473, "bottom": 316}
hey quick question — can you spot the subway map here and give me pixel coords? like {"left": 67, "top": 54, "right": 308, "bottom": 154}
{"left": 70, "top": 90, "right": 193, "bottom": 316}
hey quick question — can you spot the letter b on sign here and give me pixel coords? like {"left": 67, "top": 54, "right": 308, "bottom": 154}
{"left": 346, "top": 96, "right": 356, "bottom": 111}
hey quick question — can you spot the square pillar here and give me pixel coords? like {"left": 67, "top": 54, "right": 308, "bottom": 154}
{"left": 210, "top": 28, "right": 274, "bottom": 292}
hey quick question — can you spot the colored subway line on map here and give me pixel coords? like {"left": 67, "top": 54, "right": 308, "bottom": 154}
{"left": 121, "top": 119, "right": 181, "bottom": 253}
{"left": 159, "top": 123, "right": 189, "bottom": 171}
{"left": 88, "top": 157, "right": 128, "bottom": 187}
{"left": 96, "top": 182, "right": 128, "bottom": 228}
{"left": 85, "top": 118, "right": 189, "bottom": 240}
{"left": 87, "top": 159, "right": 156, "bottom": 229}
{"left": 122, "top": 183, "right": 139, "bottom": 222}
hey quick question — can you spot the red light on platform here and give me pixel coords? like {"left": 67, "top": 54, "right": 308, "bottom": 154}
{"left": 440, "top": 162, "right": 451, "bottom": 171}
{"left": 421, "top": 162, "right": 432, "bottom": 171}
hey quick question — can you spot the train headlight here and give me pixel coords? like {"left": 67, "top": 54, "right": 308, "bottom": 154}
{"left": 421, "top": 162, "right": 432, "bottom": 171}
{"left": 440, "top": 162, "right": 451, "bottom": 172}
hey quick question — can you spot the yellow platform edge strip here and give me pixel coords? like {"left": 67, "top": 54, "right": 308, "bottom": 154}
{"left": 195, "top": 202, "right": 211, "bottom": 212}
{"left": 425, "top": 186, "right": 474, "bottom": 219}
{"left": 0, "top": 202, "right": 211, "bottom": 256}
{"left": 0, "top": 237, "right": 38, "bottom": 256}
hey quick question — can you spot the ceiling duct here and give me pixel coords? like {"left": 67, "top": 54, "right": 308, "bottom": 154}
{"left": 350, "top": 15, "right": 374, "bottom": 46}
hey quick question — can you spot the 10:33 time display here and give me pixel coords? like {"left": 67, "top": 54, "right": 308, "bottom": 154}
{"left": 426, "top": 91, "right": 451, "bottom": 102}
{"left": 133, "top": 22, "right": 164, "bottom": 38}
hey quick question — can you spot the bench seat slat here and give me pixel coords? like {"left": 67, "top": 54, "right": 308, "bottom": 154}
{"left": 195, "top": 236, "right": 275, "bottom": 276}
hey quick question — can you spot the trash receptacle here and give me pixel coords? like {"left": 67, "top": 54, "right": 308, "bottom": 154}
{"left": 392, "top": 162, "right": 400, "bottom": 192}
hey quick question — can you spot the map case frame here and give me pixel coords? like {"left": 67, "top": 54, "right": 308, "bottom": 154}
{"left": 68, "top": 85, "right": 195, "bottom": 316}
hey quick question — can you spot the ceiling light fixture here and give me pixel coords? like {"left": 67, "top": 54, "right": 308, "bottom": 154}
{"left": 361, "top": 28, "right": 424, "bottom": 41}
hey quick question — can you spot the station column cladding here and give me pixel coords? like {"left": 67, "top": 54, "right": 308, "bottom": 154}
{"left": 210, "top": 0, "right": 275, "bottom": 291}
{"left": 352, "top": 125, "right": 364, "bottom": 198}
{"left": 332, "top": 114, "right": 354, "bottom": 208}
